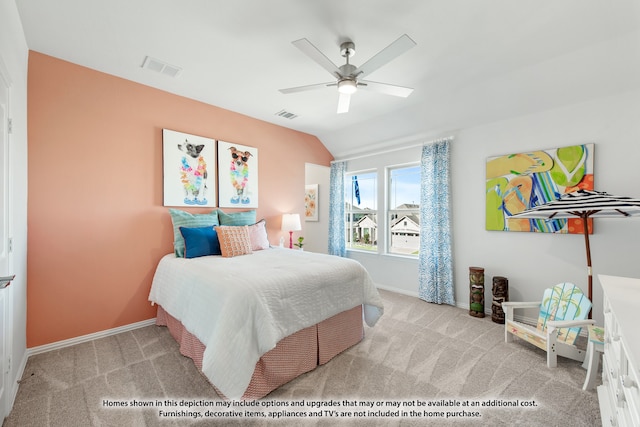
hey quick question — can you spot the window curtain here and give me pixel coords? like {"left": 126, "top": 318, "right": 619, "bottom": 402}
{"left": 418, "top": 138, "right": 455, "bottom": 305}
{"left": 328, "top": 161, "right": 346, "bottom": 257}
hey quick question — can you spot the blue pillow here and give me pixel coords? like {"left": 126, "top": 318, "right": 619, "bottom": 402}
{"left": 169, "top": 209, "right": 219, "bottom": 257}
{"left": 217, "top": 209, "right": 256, "bottom": 226}
{"left": 179, "top": 226, "right": 222, "bottom": 258}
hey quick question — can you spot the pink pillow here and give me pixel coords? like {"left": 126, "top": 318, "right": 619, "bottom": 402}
{"left": 248, "top": 219, "right": 270, "bottom": 251}
{"left": 215, "top": 226, "right": 253, "bottom": 258}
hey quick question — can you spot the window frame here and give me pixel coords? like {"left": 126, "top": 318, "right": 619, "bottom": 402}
{"left": 386, "top": 163, "right": 421, "bottom": 257}
{"left": 344, "top": 169, "right": 378, "bottom": 253}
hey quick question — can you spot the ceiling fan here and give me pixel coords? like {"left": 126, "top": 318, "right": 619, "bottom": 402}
{"left": 279, "top": 34, "right": 416, "bottom": 114}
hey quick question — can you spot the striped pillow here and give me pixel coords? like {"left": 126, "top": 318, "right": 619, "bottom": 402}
{"left": 215, "top": 226, "right": 253, "bottom": 258}
{"left": 218, "top": 209, "right": 256, "bottom": 226}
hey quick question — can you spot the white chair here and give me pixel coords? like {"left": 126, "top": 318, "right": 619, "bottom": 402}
{"left": 582, "top": 325, "right": 604, "bottom": 390}
{"left": 502, "top": 282, "right": 595, "bottom": 368}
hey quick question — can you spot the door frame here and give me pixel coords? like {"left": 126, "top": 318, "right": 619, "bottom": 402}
{"left": 0, "top": 55, "right": 14, "bottom": 423}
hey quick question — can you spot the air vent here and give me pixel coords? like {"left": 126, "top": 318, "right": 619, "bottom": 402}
{"left": 275, "top": 109, "right": 299, "bottom": 120}
{"left": 141, "top": 56, "right": 182, "bottom": 78}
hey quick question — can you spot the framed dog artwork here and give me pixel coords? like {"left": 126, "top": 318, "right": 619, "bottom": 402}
{"left": 217, "top": 140, "right": 259, "bottom": 208}
{"left": 162, "top": 129, "right": 216, "bottom": 207}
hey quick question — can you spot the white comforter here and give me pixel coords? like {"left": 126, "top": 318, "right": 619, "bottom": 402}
{"left": 148, "top": 248, "right": 384, "bottom": 399}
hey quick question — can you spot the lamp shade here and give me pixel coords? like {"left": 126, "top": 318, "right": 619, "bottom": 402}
{"left": 338, "top": 78, "right": 357, "bottom": 94}
{"left": 281, "top": 213, "right": 302, "bottom": 231}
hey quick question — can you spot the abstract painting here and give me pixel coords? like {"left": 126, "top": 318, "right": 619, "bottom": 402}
{"left": 486, "top": 143, "right": 594, "bottom": 233}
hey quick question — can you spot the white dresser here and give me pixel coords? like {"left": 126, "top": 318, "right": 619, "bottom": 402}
{"left": 598, "top": 275, "right": 640, "bottom": 427}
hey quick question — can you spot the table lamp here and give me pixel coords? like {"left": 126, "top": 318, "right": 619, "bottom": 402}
{"left": 281, "top": 213, "right": 301, "bottom": 249}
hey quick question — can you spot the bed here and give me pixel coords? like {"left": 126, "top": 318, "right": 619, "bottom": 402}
{"left": 148, "top": 247, "right": 384, "bottom": 400}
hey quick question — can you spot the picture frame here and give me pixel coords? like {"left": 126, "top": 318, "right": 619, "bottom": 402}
{"left": 305, "top": 184, "right": 319, "bottom": 221}
{"left": 217, "top": 140, "right": 259, "bottom": 208}
{"left": 485, "top": 143, "right": 594, "bottom": 233}
{"left": 163, "top": 129, "right": 216, "bottom": 207}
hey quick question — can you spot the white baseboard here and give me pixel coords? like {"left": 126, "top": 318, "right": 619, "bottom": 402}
{"left": 375, "top": 283, "right": 419, "bottom": 298}
{"left": 26, "top": 318, "right": 157, "bottom": 357}
{"left": 375, "top": 284, "right": 540, "bottom": 327}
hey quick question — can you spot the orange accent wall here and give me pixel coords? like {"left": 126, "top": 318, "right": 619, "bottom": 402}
{"left": 26, "top": 51, "right": 333, "bottom": 348}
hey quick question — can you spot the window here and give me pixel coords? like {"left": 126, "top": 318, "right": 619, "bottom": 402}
{"left": 344, "top": 165, "right": 421, "bottom": 256}
{"left": 344, "top": 171, "right": 377, "bottom": 252}
{"left": 388, "top": 165, "right": 420, "bottom": 256}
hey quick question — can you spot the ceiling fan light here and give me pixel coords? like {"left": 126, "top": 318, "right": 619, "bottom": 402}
{"left": 338, "top": 79, "right": 357, "bottom": 94}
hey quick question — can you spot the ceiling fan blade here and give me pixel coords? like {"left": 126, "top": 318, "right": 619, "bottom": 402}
{"left": 337, "top": 92, "right": 351, "bottom": 114}
{"left": 358, "top": 80, "right": 414, "bottom": 97}
{"left": 292, "top": 38, "right": 342, "bottom": 78}
{"left": 279, "top": 82, "right": 335, "bottom": 94}
{"left": 354, "top": 34, "right": 416, "bottom": 78}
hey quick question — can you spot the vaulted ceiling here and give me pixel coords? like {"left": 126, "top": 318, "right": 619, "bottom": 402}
{"left": 16, "top": 0, "right": 640, "bottom": 157}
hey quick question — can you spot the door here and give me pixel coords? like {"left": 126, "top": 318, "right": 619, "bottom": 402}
{"left": 0, "top": 60, "right": 12, "bottom": 422}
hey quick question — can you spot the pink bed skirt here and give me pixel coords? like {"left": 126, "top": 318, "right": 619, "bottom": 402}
{"left": 155, "top": 305, "right": 364, "bottom": 400}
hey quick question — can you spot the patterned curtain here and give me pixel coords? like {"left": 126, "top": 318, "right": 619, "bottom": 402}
{"left": 328, "top": 161, "right": 346, "bottom": 257}
{"left": 418, "top": 138, "right": 455, "bottom": 305}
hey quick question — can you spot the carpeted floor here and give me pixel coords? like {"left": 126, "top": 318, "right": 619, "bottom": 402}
{"left": 4, "top": 290, "right": 601, "bottom": 426}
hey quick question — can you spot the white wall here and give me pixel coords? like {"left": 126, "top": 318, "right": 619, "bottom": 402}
{"left": 0, "top": 0, "right": 29, "bottom": 416}
{"left": 453, "top": 89, "right": 640, "bottom": 326}
{"left": 344, "top": 146, "right": 423, "bottom": 297}
{"left": 340, "top": 88, "right": 640, "bottom": 326}
{"left": 304, "top": 163, "right": 330, "bottom": 254}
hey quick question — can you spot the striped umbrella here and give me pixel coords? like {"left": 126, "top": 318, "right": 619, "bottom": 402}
{"left": 512, "top": 189, "right": 640, "bottom": 314}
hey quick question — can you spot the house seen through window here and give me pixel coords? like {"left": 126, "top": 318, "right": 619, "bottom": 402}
{"left": 388, "top": 165, "right": 420, "bottom": 256}
{"left": 345, "top": 172, "right": 377, "bottom": 251}
{"left": 345, "top": 164, "right": 420, "bottom": 256}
